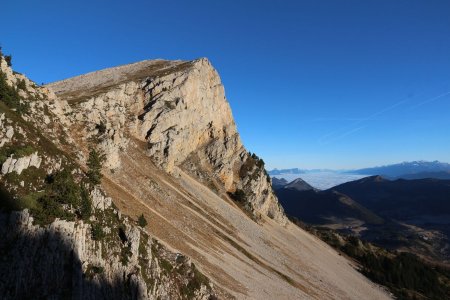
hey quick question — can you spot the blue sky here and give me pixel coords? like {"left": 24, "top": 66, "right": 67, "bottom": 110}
{"left": 1, "top": 0, "right": 450, "bottom": 169}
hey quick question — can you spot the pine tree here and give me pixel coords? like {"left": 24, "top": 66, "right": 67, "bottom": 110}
{"left": 4, "top": 55, "right": 12, "bottom": 67}
{"left": 138, "top": 214, "right": 148, "bottom": 227}
{"left": 51, "top": 168, "right": 81, "bottom": 207}
{"left": 80, "top": 184, "right": 92, "bottom": 220}
{"left": 87, "top": 148, "right": 105, "bottom": 185}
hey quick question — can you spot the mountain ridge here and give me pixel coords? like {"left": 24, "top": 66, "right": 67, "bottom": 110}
{"left": 0, "top": 53, "right": 391, "bottom": 299}
{"left": 275, "top": 174, "right": 450, "bottom": 266}
{"left": 347, "top": 160, "right": 450, "bottom": 178}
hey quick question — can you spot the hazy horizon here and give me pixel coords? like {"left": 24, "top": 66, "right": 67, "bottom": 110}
{"left": 268, "top": 159, "right": 450, "bottom": 172}
{"left": 2, "top": 1, "right": 449, "bottom": 169}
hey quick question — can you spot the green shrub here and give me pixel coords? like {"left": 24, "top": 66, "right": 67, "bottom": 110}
{"left": 120, "top": 245, "right": 132, "bottom": 265}
{"left": 4, "top": 55, "right": 12, "bottom": 67}
{"left": 239, "top": 153, "right": 267, "bottom": 182}
{"left": 80, "top": 184, "right": 92, "bottom": 220}
{"left": 85, "top": 264, "right": 104, "bottom": 279}
{"left": 17, "top": 191, "right": 42, "bottom": 210}
{"left": 181, "top": 263, "right": 209, "bottom": 298}
{"left": 0, "top": 168, "right": 84, "bottom": 226}
{"left": 49, "top": 169, "right": 81, "bottom": 207}
{"left": 159, "top": 258, "right": 173, "bottom": 273}
{"left": 13, "top": 145, "right": 36, "bottom": 157}
{"left": 0, "top": 70, "right": 27, "bottom": 113}
{"left": 0, "top": 145, "right": 36, "bottom": 165}
{"left": 31, "top": 195, "right": 74, "bottom": 226}
{"left": 16, "top": 79, "right": 26, "bottom": 91}
{"left": 138, "top": 213, "right": 148, "bottom": 227}
{"left": 91, "top": 223, "right": 105, "bottom": 240}
{"left": 87, "top": 148, "right": 105, "bottom": 185}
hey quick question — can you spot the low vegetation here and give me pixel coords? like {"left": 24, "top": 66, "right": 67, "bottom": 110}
{"left": 290, "top": 217, "right": 450, "bottom": 300}
{"left": 91, "top": 222, "right": 105, "bottom": 240}
{"left": 80, "top": 185, "right": 92, "bottom": 220}
{"left": 180, "top": 263, "right": 210, "bottom": 299}
{"left": 0, "top": 151, "right": 102, "bottom": 227}
{"left": 138, "top": 213, "right": 148, "bottom": 227}
{"left": 0, "top": 145, "right": 36, "bottom": 164}
{"left": 30, "top": 169, "right": 95, "bottom": 226}
{"left": 87, "top": 147, "right": 106, "bottom": 185}
{"left": 0, "top": 49, "right": 30, "bottom": 113}
{"left": 0, "top": 67, "right": 28, "bottom": 113}
{"left": 239, "top": 152, "right": 268, "bottom": 181}
{"left": 84, "top": 264, "right": 104, "bottom": 279}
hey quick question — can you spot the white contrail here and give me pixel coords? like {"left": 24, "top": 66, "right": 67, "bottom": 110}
{"left": 409, "top": 91, "right": 450, "bottom": 109}
{"left": 319, "top": 126, "right": 367, "bottom": 145}
{"left": 313, "top": 118, "right": 370, "bottom": 122}
{"left": 318, "top": 97, "right": 409, "bottom": 145}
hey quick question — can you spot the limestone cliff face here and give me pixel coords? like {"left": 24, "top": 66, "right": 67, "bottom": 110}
{"left": 0, "top": 192, "right": 215, "bottom": 300}
{"left": 48, "top": 58, "right": 286, "bottom": 224}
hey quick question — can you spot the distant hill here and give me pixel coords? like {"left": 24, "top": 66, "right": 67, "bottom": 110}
{"left": 272, "top": 177, "right": 288, "bottom": 189}
{"left": 349, "top": 161, "right": 450, "bottom": 178}
{"left": 276, "top": 188, "right": 384, "bottom": 226}
{"left": 333, "top": 175, "right": 450, "bottom": 219}
{"left": 395, "top": 171, "right": 450, "bottom": 180}
{"left": 283, "top": 178, "right": 316, "bottom": 191}
{"left": 272, "top": 177, "right": 317, "bottom": 191}
{"left": 272, "top": 177, "right": 317, "bottom": 192}
{"left": 276, "top": 175, "right": 450, "bottom": 264}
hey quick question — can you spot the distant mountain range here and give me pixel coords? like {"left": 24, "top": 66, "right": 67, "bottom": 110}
{"left": 268, "top": 168, "right": 335, "bottom": 175}
{"left": 269, "top": 168, "right": 305, "bottom": 175}
{"left": 275, "top": 176, "right": 450, "bottom": 265}
{"left": 347, "top": 160, "right": 450, "bottom": 179}
{"left": 269, "top": 160, "right": 450, "bottom": 180}
{"left": 395, "top": 171, "right": 450, "bottom": 180}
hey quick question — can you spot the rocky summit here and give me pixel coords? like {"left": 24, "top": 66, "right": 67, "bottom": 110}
{"left": 0, "top": 54, "right": 390, "bottom": 299}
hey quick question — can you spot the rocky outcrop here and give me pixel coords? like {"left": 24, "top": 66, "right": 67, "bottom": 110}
{"left": 48, "top": 58, "right": 286, "bottom": 224}
{"left": 0, "top": 55, "right": 57, "bottom": 102}
{"left": 1, "top": 152, "right": 42, "bottom": 175}
{"left": 0, "top": 197, "right": 215, "bottom": 300}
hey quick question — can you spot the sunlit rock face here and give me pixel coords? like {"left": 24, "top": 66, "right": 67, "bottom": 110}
{"left": 48, "top": 58, "right": 286, "bottom": 224}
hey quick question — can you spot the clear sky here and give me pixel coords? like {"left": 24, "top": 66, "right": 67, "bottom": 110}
{"left": 1, "top": 1, "right": 450, "bottom": 169}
